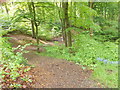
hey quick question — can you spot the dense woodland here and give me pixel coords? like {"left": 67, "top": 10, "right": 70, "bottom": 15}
{"left": 0, "top": 1, "right": 119, "bottom": 88}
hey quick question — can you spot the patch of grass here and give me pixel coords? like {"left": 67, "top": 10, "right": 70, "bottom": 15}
{"left": 92, "top": 64, "right": 118, "bottom": 88}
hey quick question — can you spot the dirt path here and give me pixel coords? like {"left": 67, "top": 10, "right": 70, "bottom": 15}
{"left": 7, "top": 33, "right": 101, "bottom": 88}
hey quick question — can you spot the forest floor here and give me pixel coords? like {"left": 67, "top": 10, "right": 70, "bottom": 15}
{"left": 6, "top": 33, "right": 102, "bottom": 88}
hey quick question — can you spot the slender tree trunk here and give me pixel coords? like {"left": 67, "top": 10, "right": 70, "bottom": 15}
{"left": 31, "top": 2, "right": 40, "bottom": 52}
{"left": 27, "top": 2, "right": 36, "bottom": 38}
{"left": 67, "top": 31, "right": 72, "bottom": 47}
{"left": 35, "top": 22, "right": 39, "bottom": 52}
{"left": 88, "top": 0, "right": 94, "bottom": 8}
{"left": 67, "top": 2, "right": 72, "bottom": 47}
{"left": 31, "top": 21, "right": 36, "bottom": 38}
{"left": 62, "top": 2, "right": 68, "bottom": 47}
{"left": 64, "top": 1, "right": 72, "bottom": 47}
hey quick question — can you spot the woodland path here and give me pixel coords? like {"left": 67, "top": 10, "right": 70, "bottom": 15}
{"left": 6, "top": 33, "right": 102, "bottom": 88}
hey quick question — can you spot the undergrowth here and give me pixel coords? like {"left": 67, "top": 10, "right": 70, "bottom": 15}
{"left": 39, "top": 34, "right": 118, "bottom": 88}
{"left": 0, "top": 30, "right": 33, "bottom": 88}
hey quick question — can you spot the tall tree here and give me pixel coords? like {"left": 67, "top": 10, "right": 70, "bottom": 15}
{"left": 31, "top": 2, "right": 39, "bottom": 52}
{"left": 62, "top": 1, "right": 68, "bottom": 47}
{"left": 62, "top": 1, "right": 72, "bottom": 47}
{"left": 27, "top": 2, "right": 36, "bottom": 38}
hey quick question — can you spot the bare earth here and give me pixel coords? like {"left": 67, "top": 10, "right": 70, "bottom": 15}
{"left": 6, "top": 33, "right": 102, "bottom": 88}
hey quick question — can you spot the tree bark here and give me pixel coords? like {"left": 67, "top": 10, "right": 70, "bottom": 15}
{"left": 31, "top": 2, "right": 40, "bottom": 52}
{"left": 27, "top": 2, "right": 36, "bottom": 38}
{"left": 62, "top": 2, "right": 68, "bottom": 47}
{"left": 63, "top": 1, "right": 72, "bottom": 47}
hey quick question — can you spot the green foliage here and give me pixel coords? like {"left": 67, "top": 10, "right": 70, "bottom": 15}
{"left": 0, "top": 2, "right": 119, "bottom": 88}
{"left": 24, "top": 67, "right": 31, "bottom": 72}
{"left": 71, "top": 3, "right": 97, "bottom": 30}
{"left": 10, "top": 83, "right": 22, "bottom": 88}
{"left": 94, "top": 16, "right": 106, "bottom": 27}
{"left": 1, "top": 38, "right": 30, "bottom": 65}
{"left": 92, "top": 64, "right": 118, "bottom": 88}
{"left": 42, "top": 34, "right": 118, "bottom": 66}
{"left": 0, "top": 13, "right": 11, "bottom": 30}
{"left": 26, "top": 23, "right": 61, "bottom": 40}
{"left": 11, "top": 22, "right": 30, "bottom": 33}
{"left": 0, "top": 31, "right": 32, "bottom": 88}
{"left": 104, "top": 20, "right": 118, "bottom": 29}
{"left": 74, "top": 34, "right": 118, "bottom": 62}
{"left": 38, "top": 24, "right": 61, "bottom": 40}
{"left": 21, "top": 76, "right": 32, "bottom": 82}
{"left": 94, "top": 21, "right": 118, "bottom": 42}
{"left": 39, "top": 33, "right": 118, "bottom": 88}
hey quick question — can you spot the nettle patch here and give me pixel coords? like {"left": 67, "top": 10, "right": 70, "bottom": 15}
{"left": 0, "top": 37, "right": 33, "bottom": 88}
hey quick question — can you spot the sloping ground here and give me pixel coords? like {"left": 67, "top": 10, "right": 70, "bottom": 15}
{"left": 6, "top": 33, "right": 102, "bottom": 88}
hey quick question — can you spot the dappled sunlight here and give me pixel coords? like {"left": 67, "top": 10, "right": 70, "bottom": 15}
{"left": 0, "top": 1, "right": 119, "bottom": 88}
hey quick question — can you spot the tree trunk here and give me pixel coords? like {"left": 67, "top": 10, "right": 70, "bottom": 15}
{"left": 64, "top": 1, "right": 72, "bottom": 47}
{"left": 88, "top": 0, "right": 94, "bottom": 8}
{"left": 67, "top": 31, "right": 72, "bottom": 47}
{"left": 27, "top": 2, "right": 36, "bottom": 38}
{"left": 31, "top": 2, "right": 40, "bottom": 52}
{"left": 62, "top": 2, "right": 68, "bottom": 47}
{"left": 35, "top": 22, "right": 39, "bottom": 52}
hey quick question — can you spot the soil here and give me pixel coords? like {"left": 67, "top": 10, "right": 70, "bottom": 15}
{"left": 5, "top": 33, "right": 102, "bottom": 88}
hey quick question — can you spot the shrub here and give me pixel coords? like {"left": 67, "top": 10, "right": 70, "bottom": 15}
{"left": 0, "top": 30, "right": 32, "bottom": 88}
